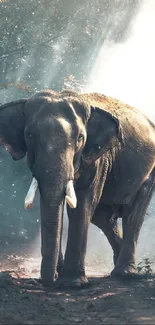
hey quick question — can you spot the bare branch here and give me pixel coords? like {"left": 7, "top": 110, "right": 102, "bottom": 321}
{"left": 0, "top": 47, "right": 24, "bottom": 60}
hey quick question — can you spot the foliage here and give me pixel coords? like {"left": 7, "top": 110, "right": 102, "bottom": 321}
{"left": 137, "top": 258, "right": 154, "bottom": 276}
{"left": 0, "top": 0, "right": 140, "bottom": 99}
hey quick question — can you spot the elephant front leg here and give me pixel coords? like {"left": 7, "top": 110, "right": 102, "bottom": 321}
{"left": 57, "top": 191, "right": 93, "bottom": 288}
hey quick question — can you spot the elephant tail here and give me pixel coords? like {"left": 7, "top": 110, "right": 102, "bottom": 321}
{"left": 0, "top": 99, "right": 27, "bottom": 112}
{"left": 133, "top": 168, "right": 155, "bottom": 220}
{"left": 121, "top": 168, "right": 155, "bottom": 223}
{"left": 143, "top": 167, "right": 155, "bottom": 210}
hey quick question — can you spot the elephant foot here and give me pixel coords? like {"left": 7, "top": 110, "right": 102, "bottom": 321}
{"left": 40, "top": 277, "right": 56, "bottom": 287}
{"left": 111, "top": 264, "right": 137, "bottom": 278}
{"left": 55, "top": 275, "right": 89, "bottom": 289}
{"left": 40, "top": 272, "right": 58, "bottom": 287}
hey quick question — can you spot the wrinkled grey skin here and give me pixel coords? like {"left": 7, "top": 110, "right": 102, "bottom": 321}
{"left": 0, "top": 89, "right": 155, "bottom": 288}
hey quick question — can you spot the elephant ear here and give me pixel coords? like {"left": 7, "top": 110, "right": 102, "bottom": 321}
{"left": 83, "top": 106, "right": 124, "bottom": 164}
{"left": 0, "top": 99, "right": 27, "bottom": 160}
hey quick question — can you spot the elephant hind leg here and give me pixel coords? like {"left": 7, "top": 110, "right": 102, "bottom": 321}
{"left": 112, "top": 168, "right": 155, "bottom": 277}
{"left": 91, "top": 204, "right": 122, "bottom": 266}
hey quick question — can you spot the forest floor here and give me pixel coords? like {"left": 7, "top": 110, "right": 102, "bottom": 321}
{"left": 0, "top": 245, "right": 155, "bottom": 325}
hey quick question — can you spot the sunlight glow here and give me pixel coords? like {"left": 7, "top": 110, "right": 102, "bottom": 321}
{"left": 87, "top": 0, "right": 155, "bottom": 122}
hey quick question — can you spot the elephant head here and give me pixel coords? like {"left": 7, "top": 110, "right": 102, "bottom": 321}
{"left": 0, "top": 90, "right": 123, "bottom": 284}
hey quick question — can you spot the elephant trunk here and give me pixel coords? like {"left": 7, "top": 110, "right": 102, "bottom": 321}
{"left": 34, "top": 155, "right": 76, "bottom": 284}
{"left": 40, "top": 191, "right": 64, "bottom": 283}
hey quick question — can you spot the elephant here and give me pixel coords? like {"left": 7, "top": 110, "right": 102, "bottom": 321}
{"left": 0, "top": 89, "right": 155, "bottom": 288}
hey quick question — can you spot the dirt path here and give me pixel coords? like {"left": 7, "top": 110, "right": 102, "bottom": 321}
{"left": 0, "top": 265, "right": 155, "bottom": 325}
{"left": 0, "top": 246, "right": 154, "bottom": 325}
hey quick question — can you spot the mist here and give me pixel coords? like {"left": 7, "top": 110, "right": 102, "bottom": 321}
{"left": 87, "top": 0, "right": 155, "bottom": 122}
{"left": 0, "top": 0, "right": 155, "bottom": 276}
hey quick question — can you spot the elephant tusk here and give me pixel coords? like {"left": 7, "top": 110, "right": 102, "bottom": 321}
{"left": 24, "top": 177, "right": 38, "bottom": 209}
{"left": 65, "top": 180, "right": 77, "bottom": 209}
{"left": 25, "top": 178, "right": 77, "bottom": 209}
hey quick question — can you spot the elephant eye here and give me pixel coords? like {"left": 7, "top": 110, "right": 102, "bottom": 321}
{"left": 78, "top": 134, "right": 84, "bottom": 142}
{"left": 76, "top": 134, "right": 84, "bottom": 147}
